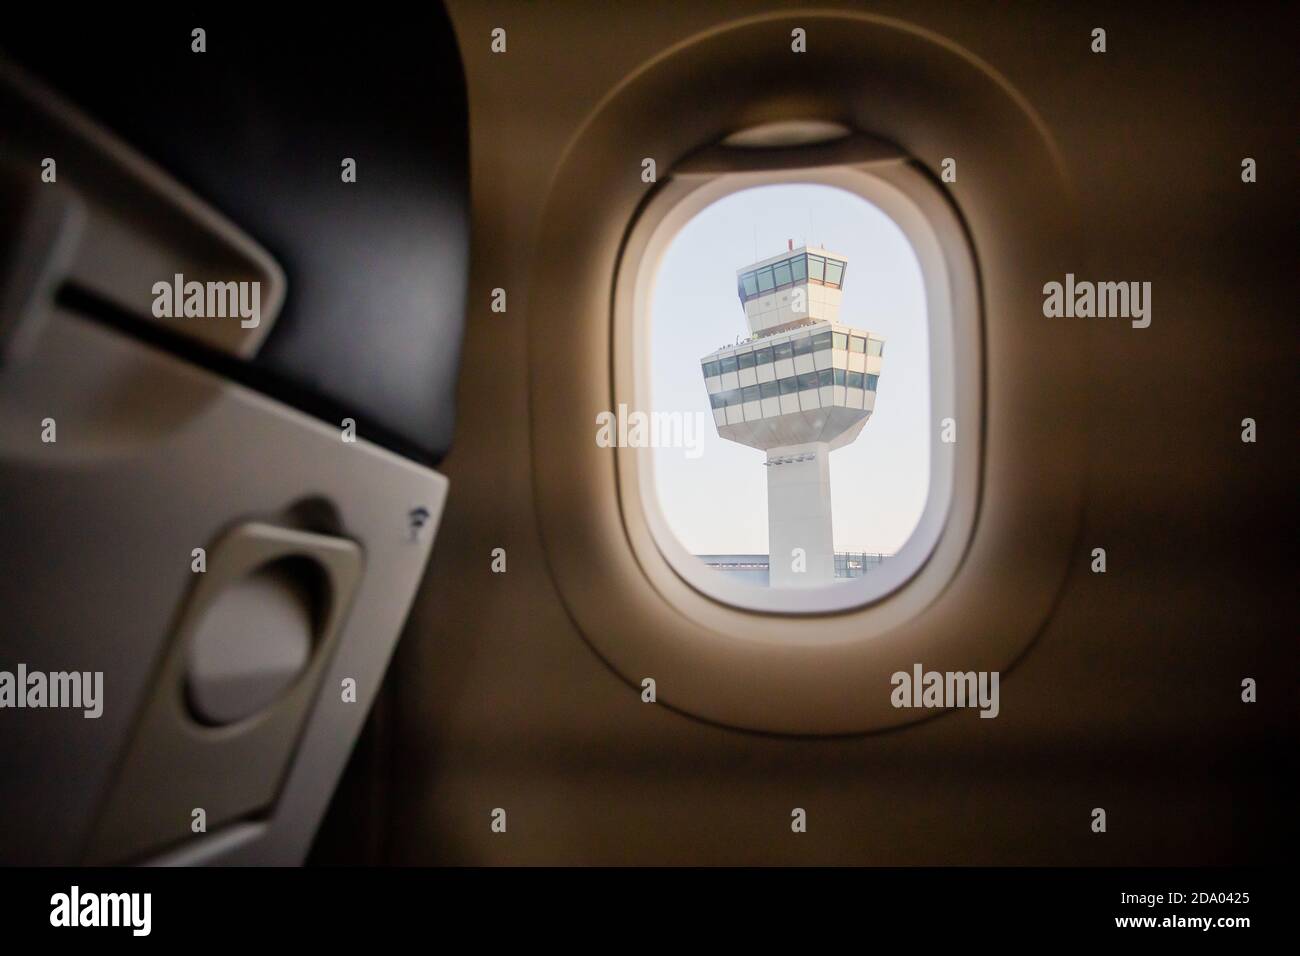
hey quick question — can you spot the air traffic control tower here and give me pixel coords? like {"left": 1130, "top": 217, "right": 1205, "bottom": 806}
{"left": 700, "top": 244, "right": 884, "bottom": 588}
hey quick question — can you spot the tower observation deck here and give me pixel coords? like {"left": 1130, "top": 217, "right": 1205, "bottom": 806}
{"left": 699, "top": 244, "right": 884, "bottom": 588}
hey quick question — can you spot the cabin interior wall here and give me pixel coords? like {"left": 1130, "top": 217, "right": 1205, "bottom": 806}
{"left": 314, "top": 0, "right": 1294, "bottom": 865}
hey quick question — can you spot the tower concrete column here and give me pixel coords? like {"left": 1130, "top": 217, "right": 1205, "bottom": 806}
{"left": 765, "top": 441, "right": 834, "bottom": 587}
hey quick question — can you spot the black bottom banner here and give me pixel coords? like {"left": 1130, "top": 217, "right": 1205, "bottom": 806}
{"left": 0, "top": 866, "right": 1277, "bottom": 943}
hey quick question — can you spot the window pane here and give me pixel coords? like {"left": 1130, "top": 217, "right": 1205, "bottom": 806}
{"left": 825, "top": 259, "right": 845, "bottom": 286}
{"left": 720, "top": 355, "right": 738, "bottom": 373}
{"left": 867, "top": 338, "right": 883, "bottom": 356}
{"left": 847, "top": 370, "right": 864, "bottom": 389}
{"left": 865, "top": 374, "right": 879, "bottom": 391}
{"left": 646, "top": 180, "right": 938, "bottom": 612}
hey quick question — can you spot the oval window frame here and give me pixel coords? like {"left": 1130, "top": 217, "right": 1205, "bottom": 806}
{"left": 524, "top": 8, "right": 1084, "bottom": 734}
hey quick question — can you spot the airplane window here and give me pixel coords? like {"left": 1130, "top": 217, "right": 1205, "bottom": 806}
{"left": 642, "top": 180, "right": 936, "bottom": 613}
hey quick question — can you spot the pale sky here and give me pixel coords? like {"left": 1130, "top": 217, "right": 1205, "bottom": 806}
{"left": 649, "top": 183, "right": 930, "bottom": 556}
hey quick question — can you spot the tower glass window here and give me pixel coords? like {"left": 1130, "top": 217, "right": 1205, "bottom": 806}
{"left": 825, "top": 259, "right": 846, "bottom": 287}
